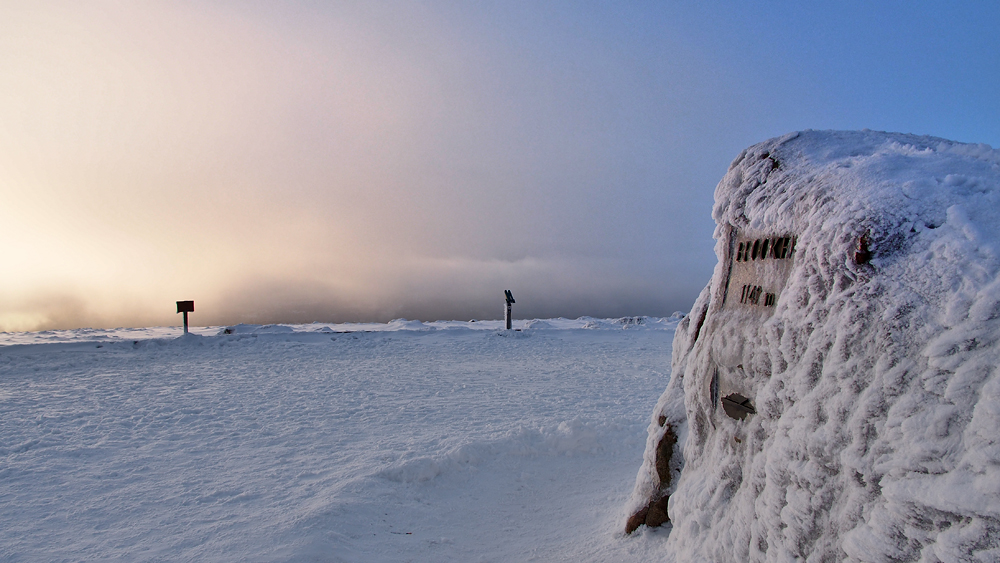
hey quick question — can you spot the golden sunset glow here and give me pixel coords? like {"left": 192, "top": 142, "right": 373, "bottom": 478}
{"left": 2, "top": 2, "right": 997, "bottom": 330}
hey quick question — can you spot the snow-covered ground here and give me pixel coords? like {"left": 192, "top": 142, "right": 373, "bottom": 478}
{"left": 0, "top": 317, "right": 681, "bottom": 562}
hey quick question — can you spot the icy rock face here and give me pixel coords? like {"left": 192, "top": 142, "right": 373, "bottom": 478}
{"left": 626, "top": 130, "right": 1000, "bottom": 561}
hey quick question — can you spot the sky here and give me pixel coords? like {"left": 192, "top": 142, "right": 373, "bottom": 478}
{"left": 1, "top": 1, "right": 998, "bottom": 331}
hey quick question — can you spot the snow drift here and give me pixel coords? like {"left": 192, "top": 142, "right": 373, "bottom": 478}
{"left": 1, "top": 318, "right": 680, "bottom": 561}
{"left": 626, "top": 130, "right": 1000, "bottom": 561}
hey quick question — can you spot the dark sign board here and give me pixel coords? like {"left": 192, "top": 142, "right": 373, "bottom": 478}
{"left": 176, "top": 301, "right": 195, "bottom": 313}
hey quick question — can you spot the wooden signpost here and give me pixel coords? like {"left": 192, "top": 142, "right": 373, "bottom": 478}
{"left": 504, "top": 290, "right": 515, "bottom": 330}
{"left": 176, "top": 300, "right": 194, "bottom": 334}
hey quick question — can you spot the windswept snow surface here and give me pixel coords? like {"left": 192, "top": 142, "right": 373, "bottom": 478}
{"left": 0, "top": 317, "right": 681, "bottom": 561}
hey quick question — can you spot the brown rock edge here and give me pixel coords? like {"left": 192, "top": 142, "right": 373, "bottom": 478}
{"left": 625, "top": 423, "right": 677, "bottom": 534}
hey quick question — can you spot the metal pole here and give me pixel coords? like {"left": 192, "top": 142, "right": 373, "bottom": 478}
{"left": 183, "top": 311, "right": 189, "bottom": 334}
{"left": 503, "top": 290, "right": 515, "bottom": 330}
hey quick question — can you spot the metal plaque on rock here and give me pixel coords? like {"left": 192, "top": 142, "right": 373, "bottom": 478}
{"left": 722, "top": 232, "right": 796, "bottom": 313}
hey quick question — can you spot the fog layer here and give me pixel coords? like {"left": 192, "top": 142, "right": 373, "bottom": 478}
{"left": 1, "top": 2, "right": 997, "bottom": 330}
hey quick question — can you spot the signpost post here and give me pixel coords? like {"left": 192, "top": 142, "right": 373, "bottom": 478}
{"left": 504, "top": 290, "right": 515, "bottom": 330}
{"left": 176, "top": 300, "right": 194, "bottom": 334}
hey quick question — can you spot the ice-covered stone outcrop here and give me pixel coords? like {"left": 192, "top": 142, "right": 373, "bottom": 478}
{"left": 626, "top": 130, "right": 1000, "bottom": 561}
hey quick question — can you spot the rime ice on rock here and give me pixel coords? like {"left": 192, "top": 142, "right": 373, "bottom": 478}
{"left": 626, "top": 130, "right": 1000, "bottom": 561}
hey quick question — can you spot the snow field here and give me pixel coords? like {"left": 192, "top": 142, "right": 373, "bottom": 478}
{"left": 1, "top": 318, "right": 679, "bottom": 561}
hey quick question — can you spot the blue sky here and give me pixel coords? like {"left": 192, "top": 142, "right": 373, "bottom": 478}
{"left": 1, "top": 1, "right": 997, "bottom": 329}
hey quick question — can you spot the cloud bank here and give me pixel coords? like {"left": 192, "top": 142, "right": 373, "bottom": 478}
{"left": 1, "top": 1, "right": 997, "bottom": 330}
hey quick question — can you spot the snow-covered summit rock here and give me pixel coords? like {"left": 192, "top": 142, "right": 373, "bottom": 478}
{"left": 627, "top": 130, "right": 1000, "bottom": 561}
